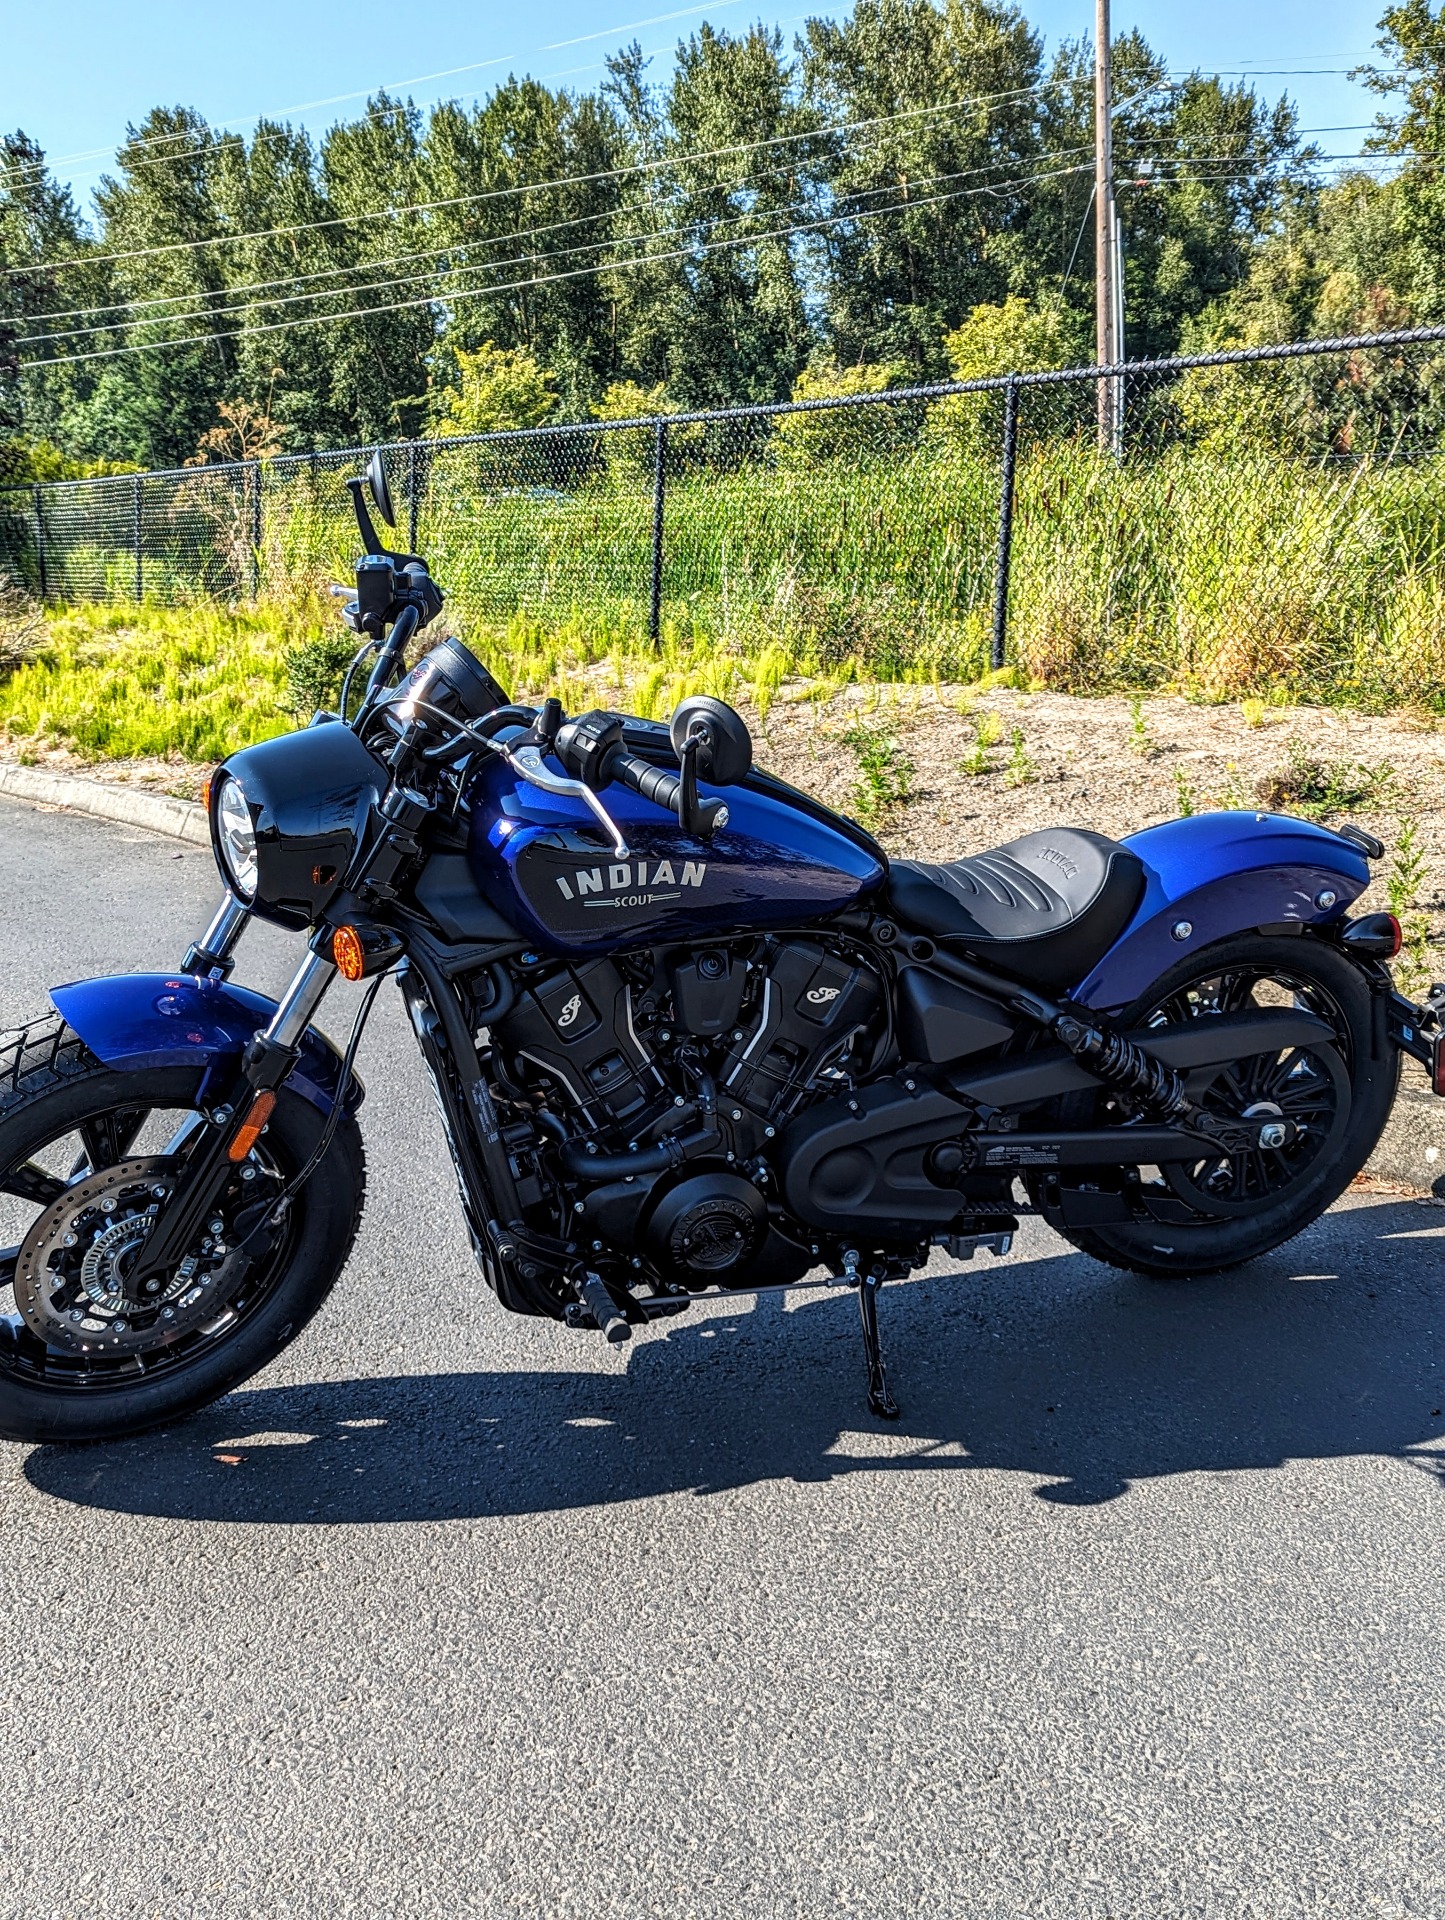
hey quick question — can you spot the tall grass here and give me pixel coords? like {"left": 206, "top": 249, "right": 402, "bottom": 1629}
{"left": 8, "top": 432, "right": 1445, "bottom": 765}
{"left": 253, "top": 436, "right": 1445, "bottom": 709}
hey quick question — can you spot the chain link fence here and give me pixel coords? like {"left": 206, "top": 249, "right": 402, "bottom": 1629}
{"left": 5, "top": 327, "right": 1445, "bottom": 700}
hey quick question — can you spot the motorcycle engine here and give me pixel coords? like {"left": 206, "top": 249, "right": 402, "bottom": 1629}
{"left": 487, "top": 936, "right": 884, "bottom": 1290}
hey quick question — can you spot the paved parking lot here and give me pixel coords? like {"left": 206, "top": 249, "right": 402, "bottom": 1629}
{"left": 1, "top": 793, "right": 1442, "bottom": 1917}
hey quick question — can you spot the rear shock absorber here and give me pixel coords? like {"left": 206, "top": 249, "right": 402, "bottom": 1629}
{"left": 1053, "top": 1014, "right": 1189, "bottom": 1119}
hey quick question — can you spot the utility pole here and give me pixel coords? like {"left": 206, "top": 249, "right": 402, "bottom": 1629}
{"left": 1094, "top": 0, "right": 1119, "bottom": 451}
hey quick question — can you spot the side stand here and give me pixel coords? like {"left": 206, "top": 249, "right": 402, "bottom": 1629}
{"left": 857, "top": 1270, "right": 900, "bottom": 1421}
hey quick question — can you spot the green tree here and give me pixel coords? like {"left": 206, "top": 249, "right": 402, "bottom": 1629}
{"left": 801, "top": 0, "right": 1044, "bottom": 375}
{"left": 428, "top": 340, "right": 556, "bottom": 434}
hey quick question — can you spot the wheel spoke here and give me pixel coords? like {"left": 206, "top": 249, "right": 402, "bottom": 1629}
{"left": 2, "top": 1161, "right": 65, "bottom": 1206}
{"left": 77, "top": 1107, "right": 148, "bottom": 1175}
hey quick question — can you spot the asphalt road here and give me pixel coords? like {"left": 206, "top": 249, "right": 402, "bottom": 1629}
{"left": 1, "top": 793, "right": 1442, "bottom": 1919}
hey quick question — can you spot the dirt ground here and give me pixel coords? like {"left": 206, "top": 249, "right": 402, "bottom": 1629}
{"left": 9, "top": 685, "right": 1445, "bottom": 932}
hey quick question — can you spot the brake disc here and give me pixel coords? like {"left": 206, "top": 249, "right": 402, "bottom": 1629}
{"left": 13, "top": 1156, "right": 234, "bottom": 1356}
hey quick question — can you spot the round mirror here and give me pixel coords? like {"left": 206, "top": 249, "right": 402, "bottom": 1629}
{"left": 670, "top": 696, "right": 753, "bottom": 786}
{"left": 366, "top": 449, "right": 396, "bottom": 528}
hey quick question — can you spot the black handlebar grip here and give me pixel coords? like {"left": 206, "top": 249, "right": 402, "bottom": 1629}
{"left": 615, "top": 751, "right": 682, "bottom": 812}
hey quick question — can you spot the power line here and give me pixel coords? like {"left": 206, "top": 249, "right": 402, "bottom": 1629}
{"left": 17, "top": 162, "right": 1093, "bottom": 369}
{"left": 19, "top": 147, "right": 1093, "bottom": 343}
{"left": 0, "top": 0, "right": 762, "bottom": 184}
{"left": 6, "top": 88, "right": 1056, "bottom": 279}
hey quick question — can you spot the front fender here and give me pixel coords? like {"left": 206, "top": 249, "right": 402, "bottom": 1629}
{"left": 49, "top": 973, "right": 362, "bottom": 1120}
{"left": 1075, "top": 812, "right": 1372, "bottom": 1012}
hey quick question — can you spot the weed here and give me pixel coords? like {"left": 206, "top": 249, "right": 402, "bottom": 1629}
{"left": 283, "top": 632, "right": 361, "bottom": 716}
{"left": 1388, "top": 816, "right": 1433, "bottom": 991}
{"left": 843, "top": 720, "right": 913, "bottom": 825}
{"left": 959, "top": 708, "right": 1002, "bottom": 776}
{"left": 1128, "top": 693, "right": 1152, "bottom": 756}
{"left": 1254, "top": 737, "right": 1394, "bottom": 820}
{"left": 1174, "top": 766, "right": 1197, "bottom": 817}
{"left": 1240, "top": 697, "right": 1267, "bottom": 728}
{"left": 1005, "top": 725, "right": 1036, "bottom": 788}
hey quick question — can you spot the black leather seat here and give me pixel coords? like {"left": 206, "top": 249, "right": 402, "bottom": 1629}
{"left": 889, "top": 828, "right": 1146, "bottom": 993}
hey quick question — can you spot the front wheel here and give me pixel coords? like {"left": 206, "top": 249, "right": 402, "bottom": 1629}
{"left": 0, "top": 1016, "right": 366, "bottom": 1443}
{"left": 1038, "top": 935, "right": 1399, "bottom": 1279}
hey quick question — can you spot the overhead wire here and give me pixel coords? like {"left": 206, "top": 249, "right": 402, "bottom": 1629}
{"left": 6, "top": 87, "right": 1063, "bottom": 278}
{"left": 16, "top": 161, "right": 1095, "bottom": 369}
{"left": 17, "top": 148, "right": 1097, "bottom": 347}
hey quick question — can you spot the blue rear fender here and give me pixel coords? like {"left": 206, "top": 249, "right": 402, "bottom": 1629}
{"left": 1074, "top": 812, "right": 1373, "bottom": 1012}
{"left": 49, "top": 973, "right": 360, "bottom": 1120}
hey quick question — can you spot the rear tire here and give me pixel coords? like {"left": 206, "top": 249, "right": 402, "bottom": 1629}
{"left": 0, "top": 1016, "right": 365, "bottom": 1443}
{"left": 1042, "top": 935, "right": 1398, "bottom": 1279}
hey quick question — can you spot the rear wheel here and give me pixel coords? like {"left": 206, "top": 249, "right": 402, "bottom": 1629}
{"left": 1038, "top": 935, "right": 1397, "bottom": 1279}
{"left": 0, "top": 1016, "right": 365, "bottom": 1443}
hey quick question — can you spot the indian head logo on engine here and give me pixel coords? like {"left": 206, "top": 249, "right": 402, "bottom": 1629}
{"left": 553, "top": 858, "right": 707, "bottom": 910}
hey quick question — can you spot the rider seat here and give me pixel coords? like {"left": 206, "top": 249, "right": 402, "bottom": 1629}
{"left": 888, "top": 828, "right": 1146, "bottom": 993}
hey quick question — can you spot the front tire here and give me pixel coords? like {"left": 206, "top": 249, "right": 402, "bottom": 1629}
{"left": 1041, "top": 935, "right": 1398, "bottom": 1279}
{"left": 0, "top": 1016, "right": 365, "bottom": 1443}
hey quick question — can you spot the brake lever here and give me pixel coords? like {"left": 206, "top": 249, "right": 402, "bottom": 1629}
{"left": 508, "top": 744, "right": 630, "bottom": 858}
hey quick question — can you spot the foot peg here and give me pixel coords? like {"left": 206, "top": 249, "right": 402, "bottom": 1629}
{"left": 575, "top": 1270, "right": 632, "bottom": 1345}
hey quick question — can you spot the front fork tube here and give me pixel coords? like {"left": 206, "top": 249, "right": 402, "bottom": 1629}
{"left": 182, "top": 891, "right": 251, "bottom": 978}
{"left": 132, "top": 949, "right": 340, "bottom": 1284}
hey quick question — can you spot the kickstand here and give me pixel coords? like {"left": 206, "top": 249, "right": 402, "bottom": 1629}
{"left": 857, "top": 1269, "right": 900, "bottom": 1421}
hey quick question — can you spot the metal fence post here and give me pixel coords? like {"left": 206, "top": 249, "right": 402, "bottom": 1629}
{"left": 649, "top": 419, "right": 668, "bottom": 650}
{"left": 990, "top": 375, "right": 1021, "bottom": 673}
{"left": 32, "top": 485, "right": 47, "bottom": 602}
{"left": 133, "top": 475, "right": 143, "bottom": 603}
{"left": 250, "top": 460, "right": 262, "bottom": 598}
{"left": 408, "top": 440, "right": 420, "bottom": 554}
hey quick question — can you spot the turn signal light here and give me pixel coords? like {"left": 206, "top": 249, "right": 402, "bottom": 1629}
{"left": 332, "top": 924, "right": 366, "bottom": 981}
{"left": 200, "top": 772, "right": 213, "bottom": 811}
{"left": 326, "top": 921, "right": 404, "bottom": 981}
{"left": 228, "top": 1089, "right": 276, "bottom": 1161}
{"left": 1341, "top": 912, "right": 1402, "bottom": 959}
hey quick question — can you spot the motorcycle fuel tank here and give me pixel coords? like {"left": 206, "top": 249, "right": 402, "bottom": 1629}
{"left": 465, "top": 756, "right": 885, "bottom": 955}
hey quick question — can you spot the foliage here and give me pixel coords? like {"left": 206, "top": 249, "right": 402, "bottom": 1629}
{"left": 428, "top": 344, "right": 557, "bottom": 438}
{"left": 842, "top": 716, "right": 914, "bottom": 822}
{"left": 1253, "top": 738, "right": 1395, "bottom": 817}
{"left": 772, "top": 360, "right": 911, "bottom": 467}
{"left": 0, "top": 0, "right": 1346, "bottom": 468}
{"left": 1387, "top": 813, "right": 1433, "bottom": 989}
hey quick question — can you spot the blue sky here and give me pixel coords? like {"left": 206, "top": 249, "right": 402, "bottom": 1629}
{"left": 8, "top": 0, "right": 1390, "bottom": 212}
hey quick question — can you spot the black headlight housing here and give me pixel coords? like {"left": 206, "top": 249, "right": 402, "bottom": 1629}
{"left": 210, "top": 722, "right": 388, "bottom": 931}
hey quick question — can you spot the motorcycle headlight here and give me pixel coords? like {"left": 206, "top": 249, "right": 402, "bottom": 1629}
{"left": 209, "top": 726, "right": 387, "bottom": 931}
{"left": 214, "top": 775, "right": 258, "bottom": 902}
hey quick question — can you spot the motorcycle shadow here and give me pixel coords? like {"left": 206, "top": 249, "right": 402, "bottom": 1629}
{"left": 24, "top": 1199, "right": 1445, "bottom": 1522}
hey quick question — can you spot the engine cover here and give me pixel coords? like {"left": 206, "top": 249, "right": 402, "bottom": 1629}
{"left": 719, "top": 939, "right": 880, "bottom": 1119}
{"left": 775, "top": 1077, "right": 979, "bottom": 1236}
{"left": 643, "top": 1171, "right": 813, "bottom": 1291}
{"left": 493, "top": 956, "right": 662, "bottom": 1129}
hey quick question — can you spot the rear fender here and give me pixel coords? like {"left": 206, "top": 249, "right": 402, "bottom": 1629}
{"left": 49, "top": 973, "right": 361, "bottom": 1120}
{"left": 1074, "top": 812, "right": 1371, "bottom": 1012}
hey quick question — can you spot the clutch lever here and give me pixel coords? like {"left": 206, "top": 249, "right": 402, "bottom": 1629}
{"left": 508, "top": 744, "right": 630, "bottom": 859}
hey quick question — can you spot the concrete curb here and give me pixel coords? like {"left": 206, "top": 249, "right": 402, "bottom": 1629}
{"left": 1, "top": 762, "right": 1443, "bottom": 1190}
{"left": 0, "top": 761, "right": 207, "bottom": 844}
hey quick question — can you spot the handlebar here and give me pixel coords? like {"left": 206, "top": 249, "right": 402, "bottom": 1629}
{"left": 612, "top": 750, "right": 729, "bottom": 836}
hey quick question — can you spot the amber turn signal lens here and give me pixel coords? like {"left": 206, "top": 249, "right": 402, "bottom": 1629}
{"left": 228, "top": 1089, "right": 276, "bottom": 1162}
{"left": 332, "top": 924, "right": 366, "bottom": 982}
{"left": 200, "top": 773, "right": 213, "bottom": 811}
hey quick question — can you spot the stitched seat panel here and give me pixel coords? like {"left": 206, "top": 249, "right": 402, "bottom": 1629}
{"left": 889, "top": 829, "right": 1146, "bottom": 993}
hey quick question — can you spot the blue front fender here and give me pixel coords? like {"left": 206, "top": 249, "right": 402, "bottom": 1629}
{"left": 49, "top": 973, "right": 361, "bottom": 1120}
{"left": 1075, "top": 812, "right": 1373, "bottom": 1012}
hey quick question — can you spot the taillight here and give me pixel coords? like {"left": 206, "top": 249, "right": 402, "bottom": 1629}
{"left": 1341, "top": 912, "right": 1402, "bottom": 959}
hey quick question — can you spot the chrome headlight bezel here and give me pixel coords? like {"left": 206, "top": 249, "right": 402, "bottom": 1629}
{"left": 213, "top": 773, "right": 259, "bottom": 903}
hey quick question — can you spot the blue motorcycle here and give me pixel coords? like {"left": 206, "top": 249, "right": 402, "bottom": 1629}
{"left": 1, "top": 455, "right": 1437, "bottom": 1441}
